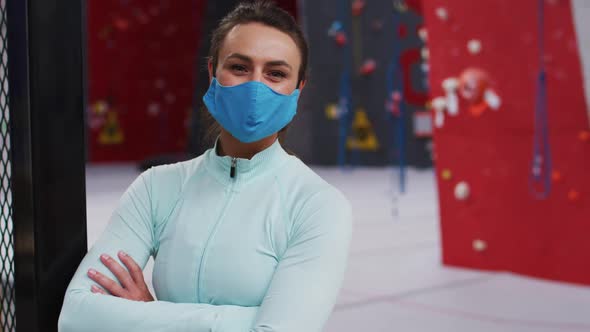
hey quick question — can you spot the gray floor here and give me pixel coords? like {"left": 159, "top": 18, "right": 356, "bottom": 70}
{"left": 86, "top": 164, "right": 590, "bottom": 332}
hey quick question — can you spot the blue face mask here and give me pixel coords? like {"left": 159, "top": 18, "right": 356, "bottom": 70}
{"left": 203, "top": 78, "right": 300, "bottom": 143}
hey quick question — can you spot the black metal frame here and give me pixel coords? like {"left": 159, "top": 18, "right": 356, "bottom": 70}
{"left": 7, "top": 0, "right": 87, "bottom": 331}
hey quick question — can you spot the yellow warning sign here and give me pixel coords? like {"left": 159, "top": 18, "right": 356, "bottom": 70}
{"left": 99, "top": 111, "right": 124, "bottom": 145}
{"left": 347, "top": 109, "right": 379, "bottom": 151}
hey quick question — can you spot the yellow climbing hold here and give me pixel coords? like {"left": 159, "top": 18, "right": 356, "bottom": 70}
{"left": 441, "top": 169, "right": 452, "bottom": 181}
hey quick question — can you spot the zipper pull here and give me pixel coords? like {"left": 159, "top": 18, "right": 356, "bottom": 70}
{"left": 230, "top": 158, "right": 237, "bottom": 178}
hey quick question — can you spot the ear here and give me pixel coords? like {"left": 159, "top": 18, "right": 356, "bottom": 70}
{"left": 208, "top": 58, "right": 214, "bottom": 83}
{"left": 298, "top": 79, "right": 307, "bottom": 92}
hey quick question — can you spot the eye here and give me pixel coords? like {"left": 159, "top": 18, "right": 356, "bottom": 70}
{"left": 231, "top": 64, "right": 248, "bottom": 73}
{"left": 268, "top": 71, "right": 287, "bottom": 79}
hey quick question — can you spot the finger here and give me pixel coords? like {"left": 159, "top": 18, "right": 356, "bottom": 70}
{"left": 87, "top": 268, "right": 126, "bottom": 297}
{"left": 99, "top": 254, "right": 135, "bottom": 290}
{"left": 91, "top": 285, "right": 107, "bottom": 295}
{"left": 118, "top": 251, "right": 145, "bottom": 285}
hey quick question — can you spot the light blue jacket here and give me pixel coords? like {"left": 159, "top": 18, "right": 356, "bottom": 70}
{"left": 58, "top": 138, "right": 353, "bottom": 332}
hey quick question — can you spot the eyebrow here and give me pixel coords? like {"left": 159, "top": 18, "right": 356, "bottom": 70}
{"left": 226, "top": 53, "right": 293, "bottom": 70}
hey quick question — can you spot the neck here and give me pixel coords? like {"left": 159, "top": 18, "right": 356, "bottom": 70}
{"left": 217, "top": 130, "right": 278, "bottom": 159}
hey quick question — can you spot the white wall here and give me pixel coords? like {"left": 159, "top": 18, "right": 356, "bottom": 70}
{"left": 572, "top": 0, "right": 590, "bottom": 126}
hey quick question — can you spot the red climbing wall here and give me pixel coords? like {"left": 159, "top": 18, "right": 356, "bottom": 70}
{"left": 423, "top": 0, "right": 590, "bottom": 285}
{"left": 87, "top": 0, "right": 207, "bottom": 162}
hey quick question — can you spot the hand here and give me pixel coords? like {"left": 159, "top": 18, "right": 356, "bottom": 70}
{"left": 87, "top": 251, "right": 155, "bottom": 302}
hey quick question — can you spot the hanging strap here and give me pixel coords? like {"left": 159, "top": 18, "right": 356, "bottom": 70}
{"left": 338, "top": 70, "right": 352, "bottom": 167}
{"left": 529, "top": 0, "right": 552, "bottom": 199}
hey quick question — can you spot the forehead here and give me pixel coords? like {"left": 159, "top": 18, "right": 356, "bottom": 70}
{"left": 219, "top": 22, "right": 301, "bottom": 68}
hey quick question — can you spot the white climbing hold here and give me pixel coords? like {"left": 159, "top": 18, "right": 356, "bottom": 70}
{"left": 467, "top": 39, "right": 482, "bottom": 54}
{"left": 454, "top": 181, "right": 470, "bottom": 201}
{"left": 421, "top": 47, "right": 430, "bottom": 60}
{"left": 436, "top": 7, "right": 449, "bottom": 21}
{"left": 473, "top": 239, "right": 487, "bottom": 252}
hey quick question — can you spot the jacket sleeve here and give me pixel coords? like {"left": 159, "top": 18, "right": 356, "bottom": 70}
{"left": 58, "top": 168, "right": 258, "bottom": 332}
{"left": 248, "top": 188, "right": 353, "bottom": 332}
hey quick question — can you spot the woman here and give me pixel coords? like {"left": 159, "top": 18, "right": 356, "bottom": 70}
{"left": 58, "top": 1, "right": 352, "bottom": 331}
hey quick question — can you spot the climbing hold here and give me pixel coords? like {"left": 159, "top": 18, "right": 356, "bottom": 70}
{"left": 393, "top": 0, "right": 408, "bottom": 13}
{"left": 551, "top": 170, "right": 562, "bottom": 182}
{"left": 435, "top": 7, "right": 449, "bottom": 21}
{"left": 441, "top": 169, "right": 452, "bottom": 181}
{"left": 87, "top": 113, "right": 105, "bottom": 130}
{"left": 567, "top": 189, "right": 580, "bottom": 201}
{"left": 431, "top": 97, "right": 447, "bottom": 128}
{"left": 467, "top": 39, "right": 482, "bottom": 54}
{"left": 473, "top": 239, "right": 487, "bottom": 252}
{"left": 93, "top": 100, "right": 109, "bottom": 115}
{"left": 484, "top": 90, "right": 502, "bottom": 110}
{"left": 420, "top": 47, "right": 429, "bottom": 60}
{"left": 459, "top": 69, "right": 488, "bottom": 102}
{"left": 147, "top": 103, "right": 161, "bottom": 117}
{"left": 325, "top": 103, "right": 342, "bottom": 120}
{"left": 359, "top": 59, "right": 377, "bottom": 76}
{"left": 328, "top": 21, "right": 343, "bottom": 37}
{"left": 442, "top": 78, "right": 459, "bottom": 91}
{"left": 352, "top": 0, "right": 366, "bottom": 16}
{"left": 458, "top": 68, "right": 501, "bottom": 116}
{"left": 442, "top": 77, "right": 459, "bottom": 116}
{"left": 418, "top": 27, "right": 428, "bottom": 41}
{"left": 454, "top": 181, "right": 470, "bottom": 201}
{"left": 335, "top": 32, "right": 347, "bottom": 47}
{"left": 385, "top": 91, "right": 402, "bottom": 117}
{"left": 430, "top": 97, "right": 447, "bottom": 111}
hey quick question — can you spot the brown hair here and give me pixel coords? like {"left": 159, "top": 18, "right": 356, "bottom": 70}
{"left": 202, "top": 0, "right": 309, "bottom": 147}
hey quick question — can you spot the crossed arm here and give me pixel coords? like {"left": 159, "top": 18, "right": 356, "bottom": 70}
{"left": 58, "top": 171, "right": 353, "bottom": 332}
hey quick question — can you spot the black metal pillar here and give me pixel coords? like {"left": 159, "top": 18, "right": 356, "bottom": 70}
{"left": 7, "top": 0, "right": 87, "bottom": 331}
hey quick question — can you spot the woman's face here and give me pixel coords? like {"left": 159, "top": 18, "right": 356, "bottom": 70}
{"left": 209, "top": 22, "right": 304, "bottom": 95}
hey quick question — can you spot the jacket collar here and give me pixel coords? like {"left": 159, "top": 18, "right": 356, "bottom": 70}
{"left": 203, "top": 136, "right": 290, "bottom": 189}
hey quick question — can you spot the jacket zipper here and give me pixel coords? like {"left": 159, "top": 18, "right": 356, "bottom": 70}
{"left": 230, "top": 157, "right": 237, "bottom": 178}
{"left": 196, "top": 157, "right": 237, "bottom": 302}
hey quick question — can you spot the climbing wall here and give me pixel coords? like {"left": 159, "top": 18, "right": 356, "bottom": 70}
{"left": 87, "top": 0, "right": 205, "bottom": 162}
{"left": 298, "top": 0, "right": 432, "bottom": 166}
{"left": 423, "top": 0, "right": 590, "bottom": 285}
